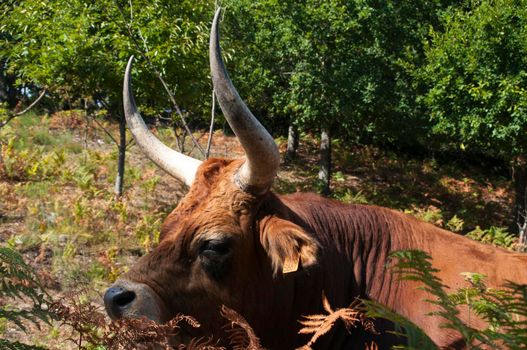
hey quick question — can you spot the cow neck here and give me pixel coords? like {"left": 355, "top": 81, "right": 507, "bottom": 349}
{"left": 278, "top": 193, "right": 423, "bottom": 311}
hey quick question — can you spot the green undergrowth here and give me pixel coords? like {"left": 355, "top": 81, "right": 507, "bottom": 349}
{"left": 0, "top": 247, "right": 54, "bottom": 350}
{"left": 1, "top": 112, "right": 171, "bottom": 293}
{"left": 277, "top": 133, "right": 512, "bottom": 237}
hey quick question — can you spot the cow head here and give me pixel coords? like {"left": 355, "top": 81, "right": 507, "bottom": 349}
{"left": 104, "top": 8, "right": 318, "bottom": 341}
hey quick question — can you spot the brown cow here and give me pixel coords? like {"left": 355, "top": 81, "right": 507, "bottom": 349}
{"left": 104, "top": 9, "right": 527, "bottom": 349}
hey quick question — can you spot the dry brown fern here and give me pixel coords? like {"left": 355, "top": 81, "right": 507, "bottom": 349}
{"left": 297, "top": 294, "right": 376, "bottom": 349}
{"left": 49, "top": 295, "right": 107, "bottom": 347}
{"left": 49, "top": 292, "right": 223, "bottom": 349}
{"left": 221, "top": 305, "right": 265, "bottom": 350}
{"left": 103, "top": 315, "right": 201, "bottom": 349}
{"left": 50, "top": 291, "right": 377, "bottom": 350}
{"left": 177, "top": 336, "right": 225, "bottom": 350}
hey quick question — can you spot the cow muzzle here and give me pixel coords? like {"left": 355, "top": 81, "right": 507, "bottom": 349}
{"left": 104, "top": 279, "right": 164, "bottom": 322}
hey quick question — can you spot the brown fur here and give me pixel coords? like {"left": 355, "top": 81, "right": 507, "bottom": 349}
{"left": 119, "top": 158, "right": 527, "bottom": 349}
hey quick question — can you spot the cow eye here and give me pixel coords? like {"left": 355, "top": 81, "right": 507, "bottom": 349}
{"left": 199, "top": 239, "right": 231, "bottom": 257}
{"left": 199, "top": 239, "right": 232, "bottom": 281}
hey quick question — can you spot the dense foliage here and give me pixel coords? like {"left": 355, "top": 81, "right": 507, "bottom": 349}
{"left": 418, "top": 0, "right": 527, "bottom": 237}
{"left": 221, "top": 0, "right": 455, "bottom": 145}
{"left": 0, "top": 0, "right": 213, "bottom": 117}
{"left": 2, "top": 1, "right": 526, "bottom": 154}
{"left": 420, "top": 0, "right": 527, "bottom": 159}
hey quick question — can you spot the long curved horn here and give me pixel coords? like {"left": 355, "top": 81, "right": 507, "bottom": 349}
{"left": 123, "top": 56, "right": 202, "bottom": 187}
{"left": 210, "top": 8, "right": 280, "bottom": 194}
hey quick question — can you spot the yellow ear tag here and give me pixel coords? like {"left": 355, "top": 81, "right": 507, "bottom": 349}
{"left": 283, "top": 252, "right": 300, "bottom": 274}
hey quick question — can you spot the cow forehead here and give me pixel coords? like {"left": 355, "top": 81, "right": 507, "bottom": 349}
{"left": 159, "top": 158, "right": 257, "bottom": 242}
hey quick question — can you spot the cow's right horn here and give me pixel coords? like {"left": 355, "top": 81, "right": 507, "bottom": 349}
{"left": 123, "top": 56, "right": 202, "bottom": 187}
{"left": 210, "top": 8, "right": 280, "bottom": 194}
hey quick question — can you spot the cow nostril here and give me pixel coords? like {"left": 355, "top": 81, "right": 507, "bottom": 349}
{"left": 114, "top": 290, "right": 136, "bottom": 307}
{"left": 104, "top": 286, "right": 137, "bottom": 318}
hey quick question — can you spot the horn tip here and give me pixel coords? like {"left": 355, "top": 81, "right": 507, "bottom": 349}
{"left": 125, "top": 56, "right": 135, "bottom": 78}
{"left": 212, "top": 7, "right": 221, "bottom": 27}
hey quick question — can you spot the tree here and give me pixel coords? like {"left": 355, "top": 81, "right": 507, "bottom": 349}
{"left": 0, "top": 1, "right": 21, "bottom": 108}
{"left": 1, "top": 0, "right": 214, "bottom": 196}
{"left": 222, "top": 0, "right": 453, "bottom": 193}
{"left": 419, "top": 0, "right": 527, "bottom": 247}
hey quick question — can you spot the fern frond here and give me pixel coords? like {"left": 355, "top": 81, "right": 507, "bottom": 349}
{"left": 177, "top": 336, "right": 225, "bottom": 350}
{"left": 50, "top": 291, "right": 223, "bottom": 349}
{"left": 0, "top": 339, "right": 47, "bottom": 350}
{"left": 0, "top": 246, "right": 55, "bottom": 349}
{"left": 364, "top": 299, "right": 438, "bottom": 350}
{"left": 299, "top": 295, "right": 376, "bottom": 348}
{"left": 221, "top": 305, "right": 265, "bottom": 350}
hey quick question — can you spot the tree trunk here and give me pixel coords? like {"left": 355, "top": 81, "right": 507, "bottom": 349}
{"left": 318, "top": 129, "right": 331, "bottom": 196}
{"left": 174, "top": 124, "right": 187, "bottom": 154}
{"left": 512, "top": 156, "right": 527, "bottom": 250}
{"left": 6, "top": 74, "right": 18, "bottom": 109}
{"left": 0, "top": 142, "right": 4, "bottom": 174}
{"left": 285, "top": 124, "right": 299, "bottom": 164}
{"left": 114, "top": 113, "right": 126, "bottom": 199}
{"left": 0, "top": 67, "right": 19, "bottom": 109}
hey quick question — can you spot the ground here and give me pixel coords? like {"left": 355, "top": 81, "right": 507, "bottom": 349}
{"left": 0, "top": 111, "right": 516, "bottom": 348}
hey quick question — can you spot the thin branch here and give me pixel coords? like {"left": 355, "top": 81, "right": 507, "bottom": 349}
{"left": 173, "top": 126, "right": 188, "bottom": 153}
{"left": 137, "top": 47, "right": 206, "bottom": 157}
{"left": 0, "top": 114, "right": 16, "bottom": 131}
{"left": 113, "top": 0, "right": 206, "bottom": 158}
{"left": 83, "top": 104, "right": 90, "bottom": 164}
{"left": 97, "top": 98, "right": 113, "bottom": 112}
{"left": 129, "top": 0, "right": 133, "bottom": 22}
{"left": 90, "top": 116, "right": 118, "bottom": 146}
{"left": 125, "top": 138, "right": 135, "bottom": 150}
{"left": 155, "top": 113, "right": 172, "bottom": 122}
{"left": 518, "top": 213, "right": 527, "bottom": 252}
{"left": 206, "top": 89, "right": 216, "bottom": 159}
{"left": 14, "top": 89, "right": 47, "bottom": 117}
{"left": 187, "top": 130, "right": 209, "bottom": 156}
{"left": 0, "top": 89, "right": 47, "bottom": 130}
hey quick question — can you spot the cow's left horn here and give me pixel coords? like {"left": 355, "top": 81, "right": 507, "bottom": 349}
{"left": 210, "top": 8, "right": 280, "bottom": 194}
{"left": 123, "top": 57, "right": 202, "bottom": 187}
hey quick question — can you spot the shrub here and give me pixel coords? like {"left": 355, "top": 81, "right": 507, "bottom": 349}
{"left": 467, "top": 226, "right": 517, "bottom": 249}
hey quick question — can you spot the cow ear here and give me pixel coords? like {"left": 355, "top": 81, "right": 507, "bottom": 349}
{"left": 259, "top": 216, "right": 318, "bottom": 275}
